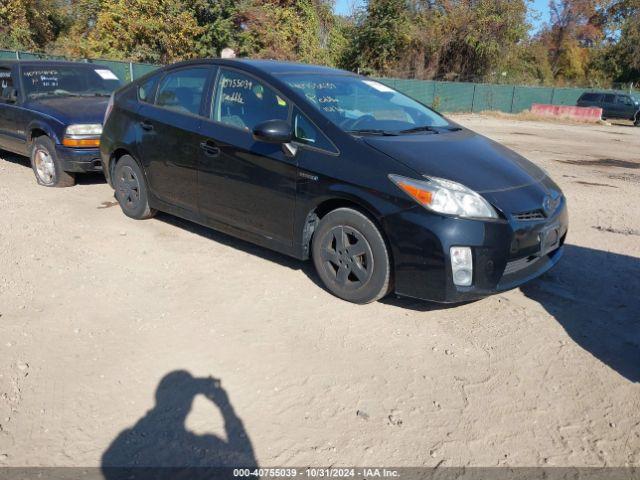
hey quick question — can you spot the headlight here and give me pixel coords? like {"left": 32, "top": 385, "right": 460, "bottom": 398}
{"left": 65, "top": 124, "right": 103, "bottom": 136}
{"left": 63, "top": 124, "right": 102, "bottom": 148}
{"left": 389, "top": 174, "right": 498, "bottom": 219}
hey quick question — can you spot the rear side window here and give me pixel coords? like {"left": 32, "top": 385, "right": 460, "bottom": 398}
{"left": 580, "top": 93, "right": 600, "bottom": 102}
{"left": 0, "top": 67, "right": 13, "bottom": 90}
{"left": 616, "top": 95, "right": 633, "bottom": 105}
{"left": 155, "top": 68, "right": 209, "bottom": 116}
{"left": 602, "top": 94, "right": 616, "bottom": 103}
{"left": 212, "top": 69, "right": 289, "bottom": 130}
{"left": 0, "top": 67, "right": 14, "bottom": 102}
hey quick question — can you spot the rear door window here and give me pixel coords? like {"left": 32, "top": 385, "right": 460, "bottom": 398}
{"left": 155, "top": 68, "right": 210, "bottom": 116}
{"left": 602, "top": 94, "right": 616, "bottom": 103}
{"left": 0, "top": 67, "right": 13, "bottom": 90}
{"left": 616, "top": 95, "right": 633, "bottom": 106}
{"left": 212, "top": 68, "right": 289, "bottom": 130}
{"left": 0, "top": 67, "right": 14, "bottom": 102}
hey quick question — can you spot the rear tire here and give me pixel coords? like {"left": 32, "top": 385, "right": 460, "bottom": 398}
{"left": 634, "top": 114, "right": 640, "bottom": 127}
{"left": 30, "top": 136, "right": 76, "bottom": 187}
{"left": 113, "top": 155, "right": 156, "bottom": 220}
{"left": 312, "top": 208, "right": 391, "bottom": 304}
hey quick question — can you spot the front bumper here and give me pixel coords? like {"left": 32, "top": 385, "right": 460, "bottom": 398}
{"left": 55, "top": 145, "right": 103, "bottom": 173}
{"left": 383, "top": 198, "right": 569, "bottom": 303}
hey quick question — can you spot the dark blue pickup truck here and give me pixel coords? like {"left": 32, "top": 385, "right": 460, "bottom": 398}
{"left": 0, "top": 60, "right": 122, "bottom": 187}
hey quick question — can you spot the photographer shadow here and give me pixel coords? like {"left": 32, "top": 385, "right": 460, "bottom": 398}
{"left": 101, "top": 370, "right": 257, "bottom": 479}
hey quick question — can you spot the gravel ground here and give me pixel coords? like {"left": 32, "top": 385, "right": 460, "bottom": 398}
{"left": 0, "top": 114, "right": 638, "bottom": 468}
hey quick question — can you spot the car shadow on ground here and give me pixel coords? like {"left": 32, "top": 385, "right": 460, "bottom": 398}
{"left": 101, "top": 370, "right": 257, "bottom": 479}
{"left": 156, "top": 212, "right": 327, "bottom": 290}
{"left": 0, "top": 149, "right": 30, "bottom": 167}
{"left": 521, "top": 244, "right": 640, "bottom": 383}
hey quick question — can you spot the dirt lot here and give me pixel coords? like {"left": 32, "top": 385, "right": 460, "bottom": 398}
{"left": 0, "top": 114, "right": 638, "bottom": 468}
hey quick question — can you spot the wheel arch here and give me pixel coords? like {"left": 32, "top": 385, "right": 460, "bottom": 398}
{"left": 300, "top": 196, "right": 393, "bottom": 267}
{"left": 26, "top": 120, "right": 60, "bottom": 147}
{"left": 108, "top": 148, "right": 148, "bottom": 186}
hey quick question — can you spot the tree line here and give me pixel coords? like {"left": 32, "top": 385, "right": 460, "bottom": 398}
{"left": 1, "top": 0, "right": 638, "bottom": 87}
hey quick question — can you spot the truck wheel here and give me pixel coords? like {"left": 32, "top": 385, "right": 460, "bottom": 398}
{"left": 312, "top": 208, "right": 391, "bottom": 304}
{"left": 30, "top": 136, "right": 76, "bottom": 187}
{"left": 634, "top": 114, "right": 640, "bottom": 127}
{"left": 113, "top": 155, "right": 156, "bottom": 219}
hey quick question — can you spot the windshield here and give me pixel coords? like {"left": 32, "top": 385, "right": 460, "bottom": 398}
{"left": 282, "top": 74, "right": 449, "bottom": 134}
{"left": 21, "top": 66, "right": 122, "bottom": 99}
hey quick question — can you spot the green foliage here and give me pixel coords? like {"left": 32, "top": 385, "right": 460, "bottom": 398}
{"left": 236, "top": 0, "right": 340, "bottom": 64}
{"left": 598, "top": 5, "right": 640, "bottom": 83}
{"left": 1, "top": 0, "right": 639, "bottom": 86}
{"left": 0, "top": 0, "right": 66, "bottom": 50}
{"left": 343, "top": 0, "right": 414, "bottom": 75}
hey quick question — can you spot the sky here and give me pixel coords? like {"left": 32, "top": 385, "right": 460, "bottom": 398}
{"left": 333, "top": 0, "right": 551, "bottom": 32}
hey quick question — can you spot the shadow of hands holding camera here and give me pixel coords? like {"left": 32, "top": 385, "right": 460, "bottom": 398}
{"left": 101, "top": 370, "right": 257, "bottom": 469}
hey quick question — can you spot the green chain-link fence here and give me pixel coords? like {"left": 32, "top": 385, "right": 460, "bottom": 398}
{"left": 2, "top": 49, "right": 636, "bottom": 114}
{"left": 375, "top": 77, "right": 615, "bottom": 113}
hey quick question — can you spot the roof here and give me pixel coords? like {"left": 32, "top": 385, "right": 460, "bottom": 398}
{"left": 232, "top": 59, "right": 349, "bottom": 75}
{"left": 0, "top": 59, "right": 111, "bottom": 68}
{"left": 165, "top": 58, "right": 354, "bottom": 76}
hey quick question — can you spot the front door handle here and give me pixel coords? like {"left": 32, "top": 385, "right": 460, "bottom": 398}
{"left": 140, "top": 120, "right": 153, "bottom": 131}
{"left": 200, "top": 141, "right": 220, "bottom": 157}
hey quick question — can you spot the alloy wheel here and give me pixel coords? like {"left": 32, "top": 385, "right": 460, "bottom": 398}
{"left": 34, "top": 148, "right": 56, "bottom": 185}
{"left": 117, "top": 165, "right": 141, "bottom": 209}
{"left": 320, "top": 225, "right": 374, "bottom": 289}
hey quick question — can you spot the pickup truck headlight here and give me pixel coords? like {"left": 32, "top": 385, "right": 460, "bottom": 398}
{"left": 389, "top": 174, "right": 498, "bottom": 220}
{"left": 63, "top": 124, "right": 102, "bottom": 148}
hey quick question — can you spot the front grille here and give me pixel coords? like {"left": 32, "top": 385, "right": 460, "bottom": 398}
{"left": 512, "top": 209, "right": 545, "bottom": 221}
{"left": 503, "top": 255, "right": 542, "bottom": 275}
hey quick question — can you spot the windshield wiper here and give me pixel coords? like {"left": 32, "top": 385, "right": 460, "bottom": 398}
{"left": 398, "top": 125, "right": 441, "bottom": 134}
{"left": 348, "top": 129, "right": 398, "bottom": 136}
{"left": 28, "top": 92, "right": 74, "bottom": 99}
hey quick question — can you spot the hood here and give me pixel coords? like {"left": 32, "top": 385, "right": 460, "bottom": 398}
{"left": 363, "top": 128, "right": 546, "bottom": 194}
{"left": 24, "top": 96, "right": 109, "bottom": 125}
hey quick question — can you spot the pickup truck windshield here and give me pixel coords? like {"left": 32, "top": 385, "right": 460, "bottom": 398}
{"left": 21, "top": 66, "right": 122, "bottom": 99}
{"left": 282, "top": 74, "right": 449, "bottom": 134}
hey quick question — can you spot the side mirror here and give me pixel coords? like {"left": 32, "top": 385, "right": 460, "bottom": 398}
{"left": 252, "top": 119, "right": 292, "bottom": 144}
{"left": 1, "top": 87, "right": 17, "bottom": 103}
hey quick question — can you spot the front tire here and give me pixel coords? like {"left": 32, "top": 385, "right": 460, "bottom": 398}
{"left": 634, "top": 114, "right": 640, "bottom": 127}
{"left": 30, "top": 136, "right": 75, "bottom": 187}
{"left": 312, "top": 208, "right": 391, "bottom": 304}
{"left": 113, "top": 155, "right": 156, "bottom": 220}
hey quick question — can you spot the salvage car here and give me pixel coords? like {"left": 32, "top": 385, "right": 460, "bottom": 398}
{"left": 100, "top": 59, "right": 568, "bottom": 304}
{"left": 577, "top": 91, "right": 640, "bottom": 125}
{"left": 0, "top": 60, "right": 122, "bottom": 187}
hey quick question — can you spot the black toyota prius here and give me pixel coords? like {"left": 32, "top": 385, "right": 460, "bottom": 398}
{"left": 100, "top": 59, "right": 568, "bottom": 304}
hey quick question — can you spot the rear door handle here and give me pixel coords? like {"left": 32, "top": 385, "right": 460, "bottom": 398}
{"left": 200, "top": 142, "right": 220, "bottom": 157}
{"left": 140, "top": 120, "right": 153, "bottom": 131}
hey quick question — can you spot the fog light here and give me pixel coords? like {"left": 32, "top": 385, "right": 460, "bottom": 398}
{"left": 450, "top": 246, "right": 473, "bottom": 287}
